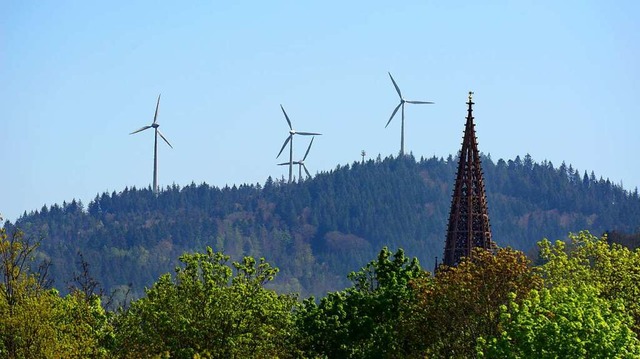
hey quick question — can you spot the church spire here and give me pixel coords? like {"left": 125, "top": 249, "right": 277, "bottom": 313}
{"left": 442, "top": 91, "right": 493, "bottom": 267}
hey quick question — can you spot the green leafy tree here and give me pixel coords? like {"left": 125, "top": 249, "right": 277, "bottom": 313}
{"left": 53, "top": 291, "right": 114, "bottom": 358}
{"left": 0, "top": 225, "right": 56, "bottom": 357}
{"left": 538, "top": 231, "right": 640, "bottom": 333}
{"left": 295, "top": 247, "right": 423, "bottom": 358}
{"left": 113, "top": 247, "right": 298, "bottom": 358}
{"left": 0, "top": 225, "right": 112, "bottom": 358}
{"left": 478, "top": 285, "right": 640, "bottom": 358}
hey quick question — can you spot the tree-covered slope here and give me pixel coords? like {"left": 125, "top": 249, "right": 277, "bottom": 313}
{"left": 8, "top": 154, "right": 640, "bottom": 299}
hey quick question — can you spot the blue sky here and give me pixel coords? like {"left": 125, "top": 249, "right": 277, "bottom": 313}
{"left": 1, "top": 1, "right": 639, "bottom": 222}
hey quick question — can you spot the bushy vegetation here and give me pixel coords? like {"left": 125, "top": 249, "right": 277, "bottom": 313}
{"left": 3, "top": 224, "right": 640, "bottom": 358}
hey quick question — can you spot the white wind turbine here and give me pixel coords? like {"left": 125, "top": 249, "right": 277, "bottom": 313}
{"left": 386, "top": 72, "right": 434, "bottom": 156}
{"left": 129, "top": 94, "right": 173, "bottom": 195}
{"left": 276, "top": 105, "right": 321, "bottom": 183}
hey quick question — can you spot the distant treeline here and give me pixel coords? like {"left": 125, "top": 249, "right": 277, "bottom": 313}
{"left": 7, "top": 153, "right": 640, "bottom": 299}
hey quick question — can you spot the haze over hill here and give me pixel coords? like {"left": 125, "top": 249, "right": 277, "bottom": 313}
{"left": 7, "top": 154, "right": 640, "bottom": 300}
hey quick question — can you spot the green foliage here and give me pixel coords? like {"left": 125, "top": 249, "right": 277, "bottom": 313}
{"left": 53, "top": 291, "right": 114, "bottom": 358}
{"left": 295, "top": 247, "right": 422, "bottom": 358}
{"left": 0, "top": 226, "right": 112, "bottom": 358}
{"left": 113, "top": 247, "right": 298, "bottom": 358}
{"left": 0, "top": 289, "right": 113, "bottom": 358}
{"left": 538, "top": 231, "right": 640, "bottom": 333}
{"left": 478, "top": 285, "right": 640, "bottom": 358}
{"left": 5, "top": 222, "right": 640, "bottom": 357}
{"left": 0, "top": 287, "right": 59, "bottom": 358}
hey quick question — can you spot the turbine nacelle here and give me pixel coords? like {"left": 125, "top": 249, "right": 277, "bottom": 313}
{"left": 278, "top": 161, "right": 302, "bottom": 166}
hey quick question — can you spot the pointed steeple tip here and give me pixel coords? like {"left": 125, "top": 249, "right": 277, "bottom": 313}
{"left": 443, "top": 89, "right": 492, "bottom": 267}
{"left": 466, "top": 91, "right": 475, "bottom": 118}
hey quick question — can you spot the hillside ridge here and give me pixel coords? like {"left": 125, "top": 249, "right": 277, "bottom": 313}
{"left": 8, "top": 154, "right": 640, "bottom": 299}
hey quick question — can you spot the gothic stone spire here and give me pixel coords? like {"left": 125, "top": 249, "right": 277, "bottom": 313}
{"left": 443, "top": 91, "right": 493, "bottom": 267}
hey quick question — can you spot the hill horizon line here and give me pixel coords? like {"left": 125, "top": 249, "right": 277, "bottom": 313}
{"left": 5, "top": 152, "right": 636, "bottom": 225}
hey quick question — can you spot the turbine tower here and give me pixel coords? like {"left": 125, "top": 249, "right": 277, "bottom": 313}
{"left": 276, "top": 105, "right": 321, "bottom": 183}
{"left": 386, "top": 72, "right": 434, "bottom": 156}
{"left": 130, "top": 94, "right": 173, "bottom": 195}
{"left": 278, "top": 137, "right": 315, "bottom": 181}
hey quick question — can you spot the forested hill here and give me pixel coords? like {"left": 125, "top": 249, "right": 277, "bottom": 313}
{"left": 9, "top": 154, "right": 640, "bottom": 299}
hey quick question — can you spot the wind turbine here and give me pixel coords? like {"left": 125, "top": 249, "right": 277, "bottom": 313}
{"left": 385, "top": 72, "right": 434, "bottom": 156}
{"left": 276, "top": 105, "right": 321, "bottom": 183}
{"left": 130, "top": 94, "right": 173, "bottom": 195}
{"left": 278, "top": 137, "right": 315, "bottom": 181}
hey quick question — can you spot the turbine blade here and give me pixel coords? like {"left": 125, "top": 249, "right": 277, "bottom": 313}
{"left": 388, "top": 72, "right": 402, "bottom": 99}
{"left": 153, "top": 94, "right": 161, "bottom": 124}
{"left": 277, "top": 162, "right": 289, "bottom": 166}
{"left": 130, "top": 125, "right": 152, "bottom": 135}
{"left": 303, "top": 164, "right": 311, "bottom": 179}
{"left": 276, "top": 135, "right": 291, "bottom": 158}
{"left": 296, "top": 131, "right": 322, "bottom": 136}
{"left": 157, "top": 129, "right": 173, "bottom": 148}
{"left": 303, "top": 137, "right": 314, "bottom": 161}
{"left": 280, "top": 104, "right": 292, "bottom": 130}
{"left": 405, "top": 100, "right": 435, "bottom": 104}
{"left": 386, "top": 103, "right": 402, "bottom": 128}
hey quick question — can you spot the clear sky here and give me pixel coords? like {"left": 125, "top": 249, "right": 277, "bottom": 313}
{"left": 1, "top": 1, "right": 638, "bottom": 222}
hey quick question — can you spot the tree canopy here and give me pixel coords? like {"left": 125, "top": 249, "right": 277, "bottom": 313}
{"left": 478, "top": 286, "right": 640, "bottom": 359}
{"left": 0, "top": 227, "right": 639, "bottom": 357}
{"left": 113, "top": 247, "right": 298, "bottom": 358}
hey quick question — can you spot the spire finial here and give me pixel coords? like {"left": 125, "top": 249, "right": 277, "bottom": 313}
{"left": 468, "top": 91, "right": 474, "bottom": 102}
